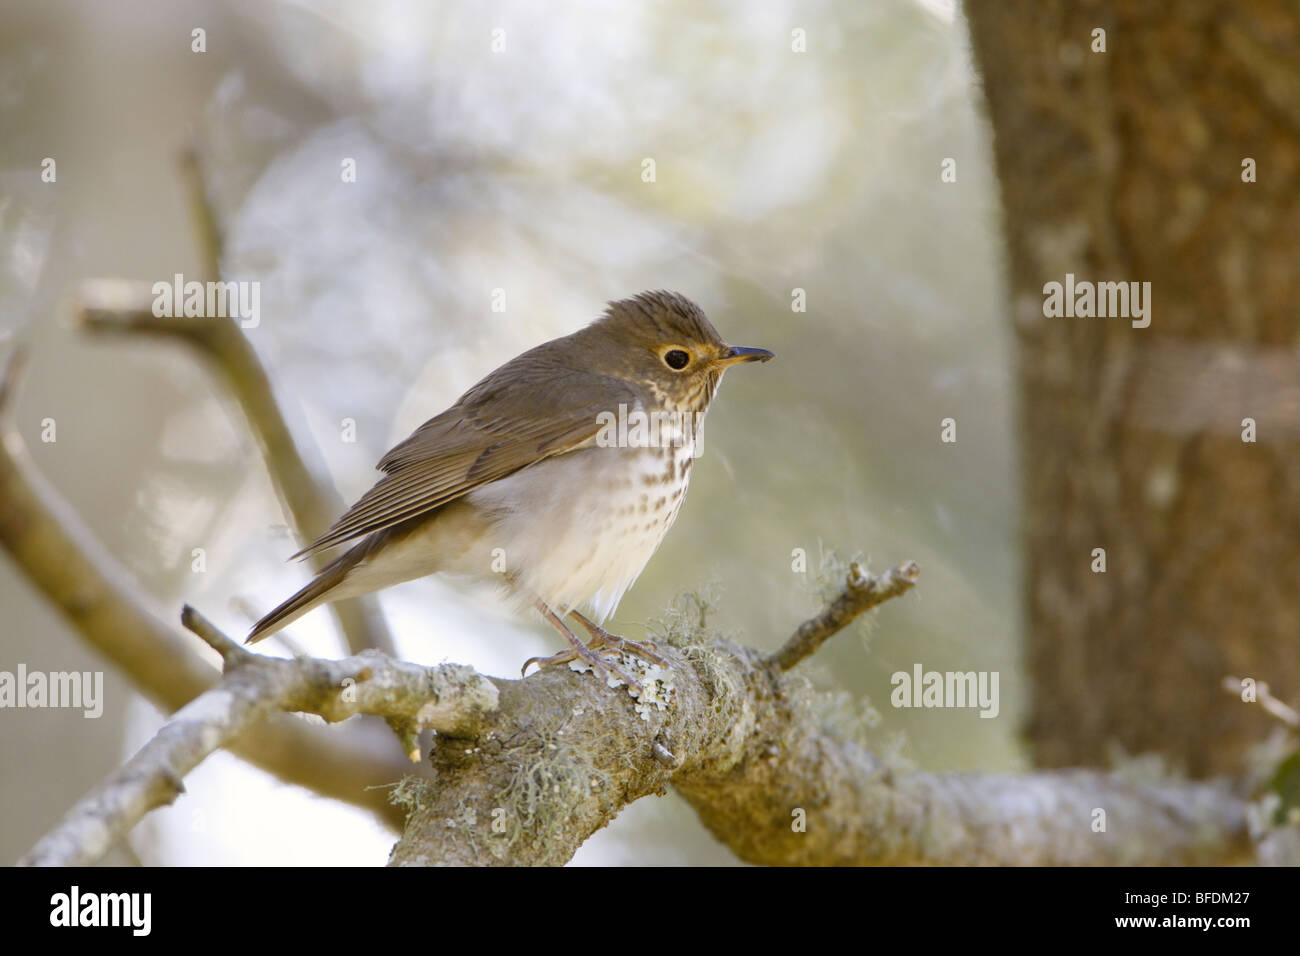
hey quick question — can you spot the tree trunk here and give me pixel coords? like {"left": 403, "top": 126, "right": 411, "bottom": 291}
{"left": 965, "top": 0, "right": 1300, "bottom": 776}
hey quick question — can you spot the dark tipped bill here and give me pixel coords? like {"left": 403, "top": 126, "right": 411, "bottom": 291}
{"left": 715, "top": 345, "right": 775, "bottom": 367}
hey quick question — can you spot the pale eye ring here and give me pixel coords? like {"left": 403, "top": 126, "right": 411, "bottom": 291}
{"left": 663, "top": 349, "right": 690, "bottom": 370}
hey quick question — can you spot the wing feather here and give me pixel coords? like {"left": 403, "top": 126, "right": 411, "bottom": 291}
{"left": 291, "top": 357, "right": 635, "bottom": 559}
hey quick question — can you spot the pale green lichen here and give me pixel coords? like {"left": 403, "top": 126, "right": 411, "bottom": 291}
{"left": 781, "top": 646, "right": 911, "bottom": 777}
{"left": 497, "top": 733, "right": 614, "bottom": 850}
{"left": 644, "top": 588, "right": 746, "bottom": 727}
{"left": 629, "top": 662, "right": 675, "bottom": 719}
{"left": 811, "top": 545, "right": 857, "bottom": 605}
{"left": 811, "top": 545, "right": 876, "bottom": 648}
{"left": 385, "top": 774, "right": 436, "bottom": 813}
{"left": 650, "top": 585, "right": 721, "bottom": 648}
{"left": 566, "top": 654, "right": 675, "bottom": 720}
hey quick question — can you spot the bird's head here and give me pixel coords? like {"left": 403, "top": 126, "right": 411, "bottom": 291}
{"left": 585, "top": 290, "right": 774, "bottom": 411}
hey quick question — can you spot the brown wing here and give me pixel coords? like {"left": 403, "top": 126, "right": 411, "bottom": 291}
{"left": 291, "top": 351, "right": 637, "bottom": 559}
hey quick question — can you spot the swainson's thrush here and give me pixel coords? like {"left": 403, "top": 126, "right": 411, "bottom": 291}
{"left": 247, "top": 291, "right": 773, "bottom": 683}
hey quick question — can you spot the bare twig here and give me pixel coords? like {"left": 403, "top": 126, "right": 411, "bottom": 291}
{"left": 60, "top": 145, "right": 392, "bottom": 656}
{"left": 75, "top": 279, "right": 394, "bottom": 656}
{"left": 767, "top": 560, "right": 920, "bottom": 670}
{"left": 19, "top": 606, "right": 498, "bottom": 866}
{"left": 178, "top": 146, "right": 224, "bottom": 282}
{"left": 1221, "top": 675, "right": 1300, "bottom": 728}
{"left": 0, "top": 351, "right": 410, "bottom": 824}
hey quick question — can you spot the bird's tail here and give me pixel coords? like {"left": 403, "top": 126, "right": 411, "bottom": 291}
{"left": 246, "top": 542, "right": 369, "bottom": 644}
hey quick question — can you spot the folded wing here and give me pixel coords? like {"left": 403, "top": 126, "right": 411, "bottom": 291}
{"left": 291, "top": 356, "right": 637, "bottom": 560}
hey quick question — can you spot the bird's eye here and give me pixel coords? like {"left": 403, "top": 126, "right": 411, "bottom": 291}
{"left": 663, "top": 349, "right": 690, "bottom": 370}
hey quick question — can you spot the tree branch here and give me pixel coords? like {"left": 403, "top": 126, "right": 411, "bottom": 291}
{"left": 0, "top": 350, "right": 411, "bottom": 826}
{"left": 178, "top": 146, "right": 224, "bottom": 283}
{"left": 389, "top": 602, "right": 1250, "bottom": 866}
{"left": 73, "top": 279, "right": 394, "bottom": 657}
{"left": 768, "top": 559, "right": 920, "bottom": 670}
{"left": 18, "top": 607, "right": 497, "bottom": 866}
{"left": 69, "top": 145, "right": 393, "bottom": 656}
{"left": 17, "top": 551, "right": 1250, "bottom": 866}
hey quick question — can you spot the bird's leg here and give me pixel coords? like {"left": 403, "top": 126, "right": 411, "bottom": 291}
{"left": 523, "top": 600, "right": 641, "bottom": 688}
{"left": 567, "top": 609, "right": 668, "bottom": 667}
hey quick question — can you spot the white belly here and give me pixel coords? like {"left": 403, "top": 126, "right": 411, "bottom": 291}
{"left": 465, "top": 437, "right": 696, "bottom": 622}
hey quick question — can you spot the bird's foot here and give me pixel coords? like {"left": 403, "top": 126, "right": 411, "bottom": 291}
{"left": 521, "top": 642, "right": 641, "bottom": 688}
{"left": 585, "top": 631, "right": 668, "bottom": 668}
{"left": 525, "top": 601, "right": 657, "bottom": 687}
{"left": 567, "top": 611, "right": 669, "bottom": 667}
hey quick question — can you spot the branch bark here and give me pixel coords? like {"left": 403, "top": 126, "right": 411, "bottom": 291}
{"left": 390, "top": 592, "right": 1250, "bottom": 866}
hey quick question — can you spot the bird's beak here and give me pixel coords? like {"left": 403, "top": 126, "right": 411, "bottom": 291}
{"left": 713, "top": 345, "right": 775, "bottom": 368}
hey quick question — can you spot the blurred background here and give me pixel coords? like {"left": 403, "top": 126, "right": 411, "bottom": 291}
{"left": 0, "top": 0, "right": 1020, "bottom": 865}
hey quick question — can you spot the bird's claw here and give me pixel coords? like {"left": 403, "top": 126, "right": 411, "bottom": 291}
{"left": 587, "top": 632, "right": 668, "bottom": 668}
{"left": 521, "top": 644, "right": 642, "bottom": 688}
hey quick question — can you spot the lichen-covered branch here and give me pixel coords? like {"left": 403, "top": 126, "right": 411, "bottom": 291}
{"left": 389, "top": 621, "right": 1250, "bottom": 866}
{"left": 19, "top": 607, "right": 498, "bottom": 867}
{"left": 16, "top": 536, "right": 1249, "bottom": 866}
{"left": 0, "top": 351, "right": 411, "bottom": 825}
{"left": 674, "top": 656, "right": 1251, "bottom": 865}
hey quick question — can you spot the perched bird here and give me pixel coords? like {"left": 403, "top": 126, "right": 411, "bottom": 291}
{"left": 247, "top": 291, "right": 773, "bottom": 683}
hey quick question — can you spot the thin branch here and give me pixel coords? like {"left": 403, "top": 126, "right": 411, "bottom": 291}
{"left": 1221, "top": 675, "right": 1300, "bottom": 728}
{"left": 19, "top": 606, "right": 498, "bottom": 866}
{"left": 178, "top": 146, "right": 224, "bottom": 283}
{"left": 179, "top": 605, "right": 497, "bottom": 734}
{"left": 180, "top": 603, "right": 249, "bottom": 665}
{"left": 74, "top": 278, "right": 394, "bottom": 656}
{"left": 768, "top": 560, "right": 920, "bottom": 670}
{"left": 69, "top": 145, "right": 390, "bottom": 656}
{"left": 0, "top": 351, "right": 410, "bottom": 825}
